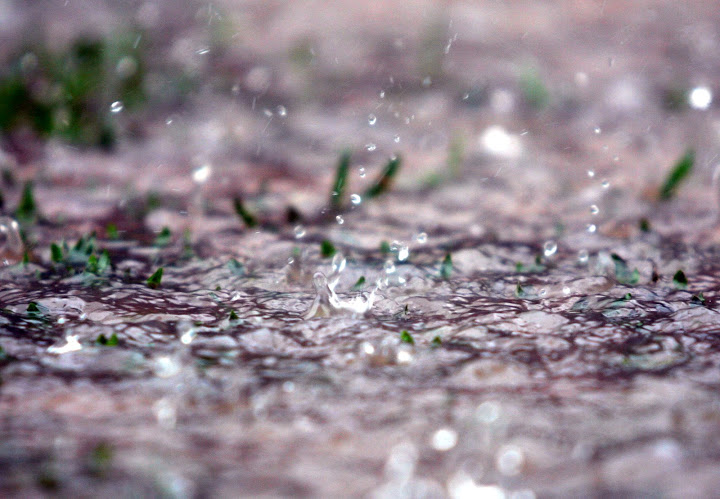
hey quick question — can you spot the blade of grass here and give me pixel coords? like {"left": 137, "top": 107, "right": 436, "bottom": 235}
{"left": 364, "top": 155, "right": 402, "bottom": 200}
{"left": 330, "top": 150, "right": 351, "bottom": 210}
{"left": 659, "top": 149, "right": 694, "bottom": 201}
{"left": 233, "top": 197, "right": 258, "bottom": 228}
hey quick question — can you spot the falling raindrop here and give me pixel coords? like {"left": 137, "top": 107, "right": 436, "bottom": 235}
{"left": 543, "top": 240, "right": 557, "bottom": 257}
{"left": 365, "top": 143, "right": 377, "bottom": 152}
{"left": 586, "top": 224, "right": 597, "bottom": 233}
{"left": 587, "top": 170, "right": 595, "bottom": 178}
{"left": 293, "top": 225, "right": 306, "bottom": 239}
{"left": 192, "top": 164, "right": 212, "bottom": 184}
{"left": 393, "top": 134, "right": 401, "bottom": 143}
{"left": 431, "top": 428, "right": 458, "bottom": 451}
{"left": 350, "top": 194, "right": 362, "bottom": 205}
{"left": 379, "top": 90, "right": 385, "bottom": 99}
{"left": 601, "top": 179, "right": 610, "bottom": 189}
{"left": 689, "top": 86, "right": 713, "bottom": 110}
{"left": 276, "top": 105, "right": 287, "bottom": 117}
{"left": 589, "top": 204, "right": 599, "bottom": 215}
{"left": 0, "top": 217, "right": 23, "bottom": 265}
{"left": 335, "top": 215, "right": 344, "bottom": 225}
{"left": 368, "top": 114, "right": 377, "bottom": 126}
{"left": 331, "top": 253, "right": 347, "bottom": 274}
{"left": 384, "top": 260, "right": 396, "bottom": 274}
{"left": 358, "top": 167, "right": 366, "bottom": 178}
{"left": 578, "top": 249, "right": 589, "bottom": 264}
{"left": 594, "top": 127, "right": 601, "bottom": 134}
{"left": 110, "top": 101, "right": 124, "bottom": 113}
{"left": 415, "top": 232, "right": 428, "bottom": 244}
{"left": 397, "top": 244, "right": 409, "bottom": 262}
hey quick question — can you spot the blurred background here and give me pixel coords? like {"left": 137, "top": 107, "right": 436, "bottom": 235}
{"left": 1, "top": 0, "right": 719, "bottom": 234}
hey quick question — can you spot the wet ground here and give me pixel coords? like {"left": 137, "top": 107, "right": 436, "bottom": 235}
{"left": 2, "top": 1, "right": 720, "bottom": 497}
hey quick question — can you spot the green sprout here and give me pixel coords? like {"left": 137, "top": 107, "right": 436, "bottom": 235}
{"left": 227, "top": 258, "right": 246, "bottom": 276}
{"left": 95, "top": 333, "right": 119, "bottom": 346}
{"left": 659, "top": 149, "right": 694, "bottom": 201}
{"left": 431, "top": 335, "right": 442, "bottom": 347}
{"left": 440, "top": 253, "right": 453, "bottom": 279}
{"left": 146, "top": 267, "right": 163, "bottom": 289}
{"left": 352, "top": 276, "right": 366, "bottom": 290}
{"left": 330, "top": 150, "right": 351, "bottom": 210}
{"left": 15, "top": 181, "right": 37, "bottom": 224}
{"left": 320, "top": 239, "right": 336, "bottom": 258}
{"left": 233, "top": 196, "right": 258, "bottom": 228}
{"left": 611, "top": 253, "right": 640, "bottom": 285}
{"left": 154, "top": 226, "right": 172, "bottom": 247}
{"left": 364, "top": 155, "right": 402, "bottom": 200}
{"left": 673, "top": 270, "right": 688, "bottom": 289}
{"left": 400, "top": 330, "right": 415, "bottom": 345}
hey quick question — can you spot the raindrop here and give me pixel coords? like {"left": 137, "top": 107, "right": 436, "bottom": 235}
{"left": 586, "top": 224, "right": 597, "bottom": 233}
{"left": 476, "top": 401, "right": 500, "bottom": 423}
{"left": 192, "top": 164, "right": 212, "bottom": 184}
{"left": 331, "top": 253, "right": 347, "bottom": 273}
{"left": 154, "top": 355, "right": 181, "bottom": 378}
{"left": 431, "top": 428, "right": 458, "bottom": 451}
{"left": 422, "top": 76, "right": 432, "bottom": 87}
{"left": 196, "top": 47, "right": 210, "bottom": 55}
{"left": 110, "top": 101, "right": 124, "bottom": 113}
{"left": 601, "top": 179, "right": 610, "bottom": 189}
{"left": 368, "top": 114, "right": 377, "bottom": 126}
{"left": 276, "top": 105, "right": 287, "bottom": 117}
{"left": 543, "top": 240, "right": 557, "bottom": 257}
{"left": 384, "top": 260, "right": 396, "bottom": 274}
{"left": 396, "top": 349, "right": 413, "bottom": 364}
{"left": 496, "top": 445, "right": 524, "bottom": 476}
{"left": 0, "top": 217, "right": 23, "bottom": 265}
{"left": 350, "top": 194, "right": 362, "bottom": 205}
{"left": 577, "top": 249, "right": 589, "bottom": 264}
{"left": 393, "top": 134, "right": 401, "bottom": 143}
{"left": 379, "top": 90, "right": 385, "bottom": 99}
{"left": 293, "top": 225, "right": 306, "bottom": 239}
{"left": 415, "top": 232, "right": 428, "bottom": 244}
{"left": 365, "top": 143, "right": 377, "bottom": 152}
{"left": 587, "top": 170, "right": 595, "bottom": 178}
{"left": 594, "top": 127, "right": 601, "bottom": 134}
{"left": 335, "top": 215, "right": 344, "bottom": 225}
{"left": 397, "top": 245, "right": 409, "bottom": 262}
{"left": 589, "top": 204, "right": 599, "bottom": 215}
{"left": 263, "top": 108, "right": 273, "bottom": 117}
{"left": 689, "top": 86, "right": 712, "bottom": 110}
{"left": 358, "top": 167, "right": 366, "bottom": 178}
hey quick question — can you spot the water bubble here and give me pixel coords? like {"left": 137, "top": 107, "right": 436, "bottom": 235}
{"left": 431, "top": 428, "right": 458, "bottom": 451}
{"left": 601, "top": 179, "right": 610, "bottom": 189}
{"left": 586, "top": 224, "right": 597, "bottom": 233}
{"left": 365, "top": 143, "right": 377, "bottom": 152}
{"left": 689, "top": 86, "right": 713, "bottom": 110}
{"left": 577, "top": 249, "right": 589, "bottom": 264}
{"left": 350, "top": 193, "right": 362, "bottom": 205}
{"left": 594, "top": 127, "right": 601, "bottom": 134}
{"left": 110, "top": 101, "right": 124, "bottom": 113}
{"left": 587, "top": 170, "right": 595, "bottom": 178}
{"left": 358, "top": 167, "right": 366, "bottom": 178}
{"left": 589, "top": 204, "right": 599, "bottom": 215}
{"left": 393, "top": 134, "right": 401, "bottom": 143}
{"left": 293, "top": 225, "right": 306, "bottom": 239}
{"left": 276, "top": 105, "right": 287, "bottom": 117}
{"left": 416, "top": 232, "right": 428, "bottom": 244}
{"left": 0, "top": 217, "right": 23, "bottom": 265}
{"left": 192, "top": 164, "right": 212, "bottom": 184}
{"left": 335, "top": 215, "right": 344, "bottom": 225}
{"left": 384, "top": 260, "right": 396, "bottom": 274}
{"left": 543, "top": 241, "right": 557, "bottom": 257}
{"left": 496, "top": 445, "right": 524, "bottom": 476}
{"left": 368, "top": 114, "right": 377, "bottom": 126}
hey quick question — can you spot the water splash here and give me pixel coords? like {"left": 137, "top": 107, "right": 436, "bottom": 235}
{"left": 304, "top": 272, "right": 377, "bottom": 318}
{"left": 0, "top": 217, "right": 23, "bottom": 265}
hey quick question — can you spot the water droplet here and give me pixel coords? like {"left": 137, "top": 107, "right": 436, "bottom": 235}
{"left": 384, "top": 260, "right": 396, "bottom": 274}
{"left": 361, "top": 341, "right": 376, "bottom": 355}
{"left": 476, "top": 401, "right": 500, "bottom": 423}
{"left": 276, "top": 105, "right": 287, "bottom": 117}
{"left": 589, "top": 204, "right": 599, "bottom": 215}
{"left": 263, "top": 108, "right": 273, "bottom": 117}
{"left": 331, "top": 253, "right": 346, "bottom": 273}
{"left": 393, "top": 134, "right": 401, "bottom": 143}
{"left": 587, "top": 170, "right": 595, "bottom": 178}
{"left": 192, "top": 164, "right": 212, "bottom": 184}
{"left": 293, "top": 225, "right": 306, "bottom": 239}
{"left": 562, "top": 286, "right": 571, "bottom": 295}
{"left": 586, "top": 224, "right": 597, "bottom": 233}
{"left": 165, "top": 116, "right": 174, "bottom": 125}
{"left": 153, "top": 397, "right": 176, "bottom": 428}
{"left": 47, "top": 335, "right": 82, "bottom": 354}
{"left": 110, "top": 101, "right": 124, "bottom": 113}
{"left": 368, "top": 114, "right": 377, "bottom": 126}
{"left": 543, "top": 241, "right": 557, "bottom": 257}
{"left": 431, "top": 428, "right": 458, "bottom": 451}
{"left": 379, "top": 90, "right": 385, "bottom": 99}
{"left": 496, "top": 445, "right": 524, "bottom": 476}
{"left": 539, "top": 288, "right": 547, "bottom": 297}
{"left": 335, "top": 215, "right": 344, "bottom": 225}
{"left": 397, "top": 245, "right": 409, "bottom": 262}
{"left": 577, "top": 249, "right": 589, "bottom": 264}
{"left": 396, "top": 349, "right": 413, "bottom": 364}
{"left": 601, "top": 179, "right": 610, "bottom": 189}
{"left": 613, "top": 155, "right": 620, "bottom": 162}
{"left": 365, "top": 143, "right": 377, "bottom": 152}
{"left": 196, "top": 47, "right": 210, "bottom": 55}
{"left": 358, "top": 167, "right": 366, "bottom": 178}
{"left": 0, "top": 216, "right": 23, "bottom": 265}
{"left": 350, "top": 194, "right": 362, "bottom": 205}
{"left": 415, "top": 232, "right": 428, "bottom": 244}
{"left": 689, "top": 86, "right": 713, "bottom": 110}
{"left": 422, "top": 76, "right": 432, "bottom": 87}
{"left": 594, "top": 126, "right": 601, "bottom": 134}
{"left": 177, "top": 321, "right": 197, "bottom": 345}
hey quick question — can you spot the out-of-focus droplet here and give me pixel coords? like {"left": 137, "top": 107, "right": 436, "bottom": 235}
{"left": 335, "top": 215, "right": 344, "bottom": 225}
{"left": 476, "top": 401, "right": 500, "bottom": 423}
{"left": 594, "top": 127, "right": 601, "bottom": 134}
{"left": 384, "top": 260, "right": 396, "bottom": 274}
{"left": 496, "top": 445, "right": 524, "bottom": 476}
{"left": 578, "top": 249, "right": 589, "bottom": 264}
{"left": 589, "top": 204, "right": 599, "bottom": 215}
{"left": 543, "top": 241, "right": 557, "bottom": 257}
{"left": 416, "top": 232, "right": 428, "bottom": 244}
{"left": 586, "top": 224, "right": 597, "bottom": 233}
{"left": 689, "top": 86, "right": 712, "bottom": 110}
{"left": 154, "top": 355, "right": 181, "bottom": 378}
{"left": 350, "top": 194, "right": 362, "bottom": 205}
{"left": 276, "top": 105, "right": 287, "bottom": 117}
{"left": 393, "top": 134, "right": 401, "bottom": 143}
{"left": 331, "top": 253, "right": 346, "bottom": 274}
{"left": 192, "top": 164, "right": 211, "bottom": 184}
{"left": 0, "top": 217, "right": 23, "bottom": 266}
{"left": 294, "top": 225, "right": 306, "bottom": 239}
{"left": 110, "top": 101, "right": 124, "bottom": 113}
{"left": 366, "top": 143, "right": 377, "bottom": 152}
{"left": 368, "top": 114, "right": 377, "bottom": 126}
{"left": 358, "top": 167, "right": 366, "bottom": 178}
{"left": 431, "top": 428, "right": 458, "bottom": 451}
{"left": 587, "top": 170, "right": 595, "bottom": 178}
{"left": 379, "top": 90, "right": 385, "bottom": 99}
{"left": 601, "top": 179, "right": 610, "bottom": 188}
